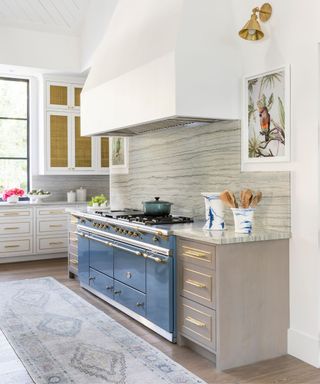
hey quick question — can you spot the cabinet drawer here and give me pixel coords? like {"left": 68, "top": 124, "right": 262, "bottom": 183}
{"left": 114, "top": 280, "right": 146, "bottom": 317}
{"left": 178, "top": 239, "right": 215, "bottom": 269}
{"left": 37, "top": 237, "right": 68, "bottom": 253}
{"left": 0, "top": 209, "right": 32, "bottom": 218}
{"left": 179, "top": 297, "right": 216, "bottom": 351}
{"left": 180, "top": 262, "right": 215, "bottom": 309}
{"left": 38, "top": 219, "right": 68, "bottom": 234}
{"left": 37, "top": 207, "right": 67, "bottom": 217}
{"left": 0, "top": 238, "right": 32, "bottom": 256}
{"left": 89, "top": 268, "right": 114, "bottom": 300}
{"left": 0, "top": 221, "right": 32, "bottom": 236}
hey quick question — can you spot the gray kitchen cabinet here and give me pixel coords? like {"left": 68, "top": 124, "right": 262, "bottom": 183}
{"left": 177, "top": 237, "right": 289, "bottom": 371}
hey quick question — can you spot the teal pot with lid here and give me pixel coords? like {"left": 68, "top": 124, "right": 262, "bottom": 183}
{"left": 142, "top": 197, "right": 173, "bottom": 216}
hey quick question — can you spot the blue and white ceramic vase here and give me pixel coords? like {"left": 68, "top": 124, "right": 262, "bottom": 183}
{"left": 201, "top": 192, "right": 225, "bottom": 231}
{"left": 231, "top": 208, "right": 255, "bottom": 234}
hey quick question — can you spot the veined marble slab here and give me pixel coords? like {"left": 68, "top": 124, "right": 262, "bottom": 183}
{"left": 110, "top": 121, "right": 291, "bottom": 232}
{"left": 171, "top": 221, "right": 291, "bottom": 245}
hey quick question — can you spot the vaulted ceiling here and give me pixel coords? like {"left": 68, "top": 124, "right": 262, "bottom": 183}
{"left": 0, "top": 0, "right": 90, "bottom": 35}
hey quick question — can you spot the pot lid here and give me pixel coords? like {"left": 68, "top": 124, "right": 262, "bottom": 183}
{"left": 143, "top": 197, "right": 173, "bottom": 205}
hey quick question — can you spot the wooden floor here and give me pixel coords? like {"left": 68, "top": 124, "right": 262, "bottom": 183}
{"left": 0, "top": 259, "right": 319, "bottom": 384}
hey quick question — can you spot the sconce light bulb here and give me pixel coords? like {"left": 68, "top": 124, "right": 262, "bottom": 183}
{"left": 248, "top": 29, "right": 256, "bottom": 35}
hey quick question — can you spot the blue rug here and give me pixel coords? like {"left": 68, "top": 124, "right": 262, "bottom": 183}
{"left": 0, "top": 277, "right": 206, "bottom": 384}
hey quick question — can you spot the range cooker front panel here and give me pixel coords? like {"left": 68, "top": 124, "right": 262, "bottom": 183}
{"left": 77, "top": 223, "right": 176, "bottom": 341}
{"left": 78, "top": 216, "right": 175, "bottom": 250}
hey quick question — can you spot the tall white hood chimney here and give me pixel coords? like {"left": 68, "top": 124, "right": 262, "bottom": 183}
{"left": 81, "top": 0, "right": 240, "bottom": 136}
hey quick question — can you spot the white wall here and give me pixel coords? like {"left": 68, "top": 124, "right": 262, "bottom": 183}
{"left": 80, "top": 0, "right": 118, "bottom": 71}
{"left": 230, "top": 0, "right": 320, "bottom": 366}
{"left": 0, "top": 26, "right": 80, "bottom": 72}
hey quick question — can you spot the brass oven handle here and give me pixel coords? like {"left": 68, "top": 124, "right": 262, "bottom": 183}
{"left": 185, "top": 279, "right": 206, "bottom": 289}
{"left": 185, "top": 316, "right": 206, "bottom": 328}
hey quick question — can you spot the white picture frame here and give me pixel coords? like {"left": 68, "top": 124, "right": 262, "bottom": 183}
{"left": 109, "top": 137, "right": 129, "bottom": 174}
{"left": 242, "top": 65, "right": 291, "bottom": 165}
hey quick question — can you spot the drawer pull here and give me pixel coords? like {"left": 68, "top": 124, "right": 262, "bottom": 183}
{"left": 184, "top": 250, "right": 207, "bottom": 258}
{"left": 47, "top": 211, "right": 65, "bottom": 215}
{"left": 4, "top": 227, "right": 19, "bottom": 230}
{"left": 185, "top": 316, "right": 206, "bottom": 328}
{"left": 49, "top": 224, "right": 64, "bottom": 228}
{"left": 89, "top": 276, "right": 95, "bottom": 282}
{"left": 3, "top": 212, "right": 19, "bottom": 216}
{"left": 106, "top": 285, "right": 114, "bottom": 290}
{"left": 136, "top": 302, "right": 144, "bottom": 307}
{"left": 114, "top": 290, "right": 121, "bottom": 295}
{"left": 70, "top": 238, "right": 78, "bottom": 243}
{"left": 69, "top": 260, "right": 78, "bottom": 265}
{"left": 49, "top": 241, "right": 64, "bottom": 245}
{"left": 5, "top": 244, "right": 20, "bottom": 248}
{"left": 185, "top": 279, "right": 206, "bottom": 289}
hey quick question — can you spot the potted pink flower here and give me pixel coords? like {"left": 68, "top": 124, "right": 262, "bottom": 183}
{"left": 2, "top": 188, "right": 25, "bottom": 203}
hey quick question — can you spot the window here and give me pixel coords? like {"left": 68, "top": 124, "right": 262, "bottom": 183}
{"left": 0, "top": 77, "right": 29, "bottom": 193}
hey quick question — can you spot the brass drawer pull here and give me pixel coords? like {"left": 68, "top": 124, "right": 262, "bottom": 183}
{"left": 69, "top": 260, "right": 78, "bottom": 265}
{"left": 184, "top": 250, "right": 207, "bottom": 257}
{"left": 185, "top": 279, "right": 206, "bottom": 289}
{"left": 70, "top": 238, "right": 78, "bottom": 243}
{"left": 113, "top": 290, "right": 121, "bottom": 295}
{"left": 48, "top": 211, "right": 65, "bottom": 215}
{"left": 5, "top": 244, "right": 20, "bottom": 248}
{"left": 4, "top": 227, "right": 19, "bottom": 230}
{"left": 49, "top": 224, "right": 63, "bottom": 228}
{"left": 185, "top": 316, "right": 206, "bottom": 328}
{"left": 49, "top": 241, "right": 64, "bottom": 245}
{"left": 136, "top": 302, "right": 144, "bottom": 307}
{"left": 3, "top": 212, "right": 19, "bottom": 216}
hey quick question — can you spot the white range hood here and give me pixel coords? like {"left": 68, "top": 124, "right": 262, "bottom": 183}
{"left": 81, "top": 0, "right": 240, "bottom": 136}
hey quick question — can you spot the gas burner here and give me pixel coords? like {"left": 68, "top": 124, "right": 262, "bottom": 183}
{"left": 117, "top": 214, "right": 193, "bottom": 226}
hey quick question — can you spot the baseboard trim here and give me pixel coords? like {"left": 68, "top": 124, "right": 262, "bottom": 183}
{"left": 288, "top": 328, "right": 320, "bottom": 367}
{"left": 0, "top": 253, "right": 67, "bottom": 264}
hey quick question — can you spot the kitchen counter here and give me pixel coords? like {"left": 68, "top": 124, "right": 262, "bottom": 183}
{"left": 170, "top": 221, "right": 291, "bottom": 245}
{"left": 0, "top": 201, "right": 87, "bottom": 207}
{"left": 69, "top": 209, "right": 291, "bottom": 245}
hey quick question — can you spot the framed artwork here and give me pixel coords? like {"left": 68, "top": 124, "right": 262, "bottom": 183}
{"left": 110, "top": 137, "right": 129, "bottom": 174}
{"left": 242, "top": 66, "right": 290, "bottom": 164}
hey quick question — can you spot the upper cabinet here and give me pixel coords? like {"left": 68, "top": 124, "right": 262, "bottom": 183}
{"left": 40, "top": 78, "right": 109, "bottom": 175}
{"left": 47, "top": 82, "right": 82, "bottom": 111}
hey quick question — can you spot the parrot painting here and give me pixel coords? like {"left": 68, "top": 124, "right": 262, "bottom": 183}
{"left": 258, "top": 105, "right": 271, "bottom": 143}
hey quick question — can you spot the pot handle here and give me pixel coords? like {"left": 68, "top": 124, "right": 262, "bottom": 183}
{"left": 154, "top": 197, "right": 160, "bottom": 201}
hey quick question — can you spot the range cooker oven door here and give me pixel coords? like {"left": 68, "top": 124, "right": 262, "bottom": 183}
{"left": 78, "top": 230, "right": 175, "bottom": 335}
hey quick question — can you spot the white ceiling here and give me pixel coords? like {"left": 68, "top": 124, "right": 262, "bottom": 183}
{"left": 0, "top": 0, "right": 90, "bottom": 35}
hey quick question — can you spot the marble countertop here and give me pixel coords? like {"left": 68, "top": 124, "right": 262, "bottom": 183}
{"left": 69, "top": 209, "right": 291, "bottom": 245}
{"left": 169, "top": 221, "right": 291, "bottom": 245}
{"left": 0, "top": 201, "right": 87, "bottom": 208}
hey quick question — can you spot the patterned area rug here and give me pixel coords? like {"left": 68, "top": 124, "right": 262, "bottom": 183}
{"left": 0, "top": 277, "right": 205, "bottom": 384}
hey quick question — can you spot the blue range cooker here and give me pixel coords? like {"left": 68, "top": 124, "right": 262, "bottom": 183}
{"left": 76, "top": 210, "right": 193, "bottom": 342}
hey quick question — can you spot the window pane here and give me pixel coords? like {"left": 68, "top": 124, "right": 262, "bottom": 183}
{"left": 0, "top": 159, "right": 28, "bottom": 192}
{"left": 0, "top": 119, "right": 27, "bottom": 157}
{"left": 0, "top": 79, "right": 27, "bottom": 118}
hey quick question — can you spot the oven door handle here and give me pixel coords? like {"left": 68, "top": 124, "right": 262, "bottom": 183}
{"left": 77, "top": 232, "right": 143, "bottom": 257}
{"left": 77, "top": 232, "right": 168, "bottom": 263}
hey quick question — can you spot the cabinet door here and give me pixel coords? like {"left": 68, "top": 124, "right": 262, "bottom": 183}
{"left": 47, "top": 112, "right": 72, "bottom": 170}
{"left": 72, "top": 85, "right": 82, "bottom": 110}
{"left": 72, "top": 114, "right": 95, "bottom": 170}
{"left": 96, "top": 137, "right": 110, "bottom": 173}
{"left": 47, "top": 82, "right": 70, "bottom": 110}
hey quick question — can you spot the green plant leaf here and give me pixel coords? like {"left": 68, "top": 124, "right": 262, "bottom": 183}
{"left": 267, "top": 93, "right": 274, "bottom": 110}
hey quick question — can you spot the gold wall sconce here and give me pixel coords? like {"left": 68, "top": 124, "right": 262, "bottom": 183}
{"left": 239, "top": 3, "right": 272, "bottom": 41}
